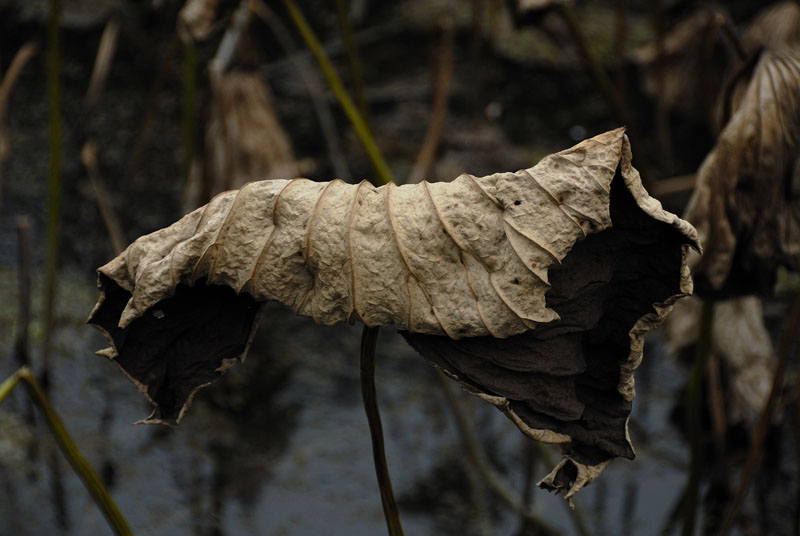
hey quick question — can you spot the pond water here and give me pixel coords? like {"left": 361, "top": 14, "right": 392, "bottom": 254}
{"left": 0, "top": 266, "right": 696, "bottom": 536}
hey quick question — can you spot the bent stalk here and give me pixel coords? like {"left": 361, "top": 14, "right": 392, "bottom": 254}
{"left": 0, "top": 367, "right": 133, "bottom": 536}
{"left": 360, "top": 327, "right": 404, "bottom": 536}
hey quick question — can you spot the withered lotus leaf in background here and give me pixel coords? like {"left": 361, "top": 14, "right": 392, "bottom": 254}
{"left": 683, "top": 52, "right": 800, "bottom": 297}
{"left": 743, "top": 1, "right": 800, "bottom": 55}
{"left": 666, "top": 295, "right": 775, "bottom": 428}
{"left": 89, "top": 128, "right": 698, "bottom": 501}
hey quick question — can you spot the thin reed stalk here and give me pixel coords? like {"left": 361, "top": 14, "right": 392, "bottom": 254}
{"left": 280, "top": 0, "right": 393, "bottom": 185}
{"left": 43, "top": 3, "right": 68, "bottom": 529}
{"left": 0, "top": 368, "right": 133, "bottom": 536}
{"left": 408, "top": 19, "right": 453, "bottom": 184}
{"left": 682, "top": 300, "right": 715, "bottom": 536}
{"left": 249, "top": 0, "right": 350, "bottom": 179}
{"left": 435, "top": 371, "right": 563, "bottom": 536}
{"left": 0, "top": 43, "right": 38, "bottom": 119}
{"left": 43, "top": 0, "right": 62, "bottom": 380}
{"left": 360, "top": 327, "right": 404, "bottom": 536}
{"left": 82, "top": 142, "right": 127, "bottom": 254}
{"left": 334, "top": 0, "right": 369, "bottom": 120}
{"left": 652, "top": 0, "right": 674, "bottom": 168}
{"left": 0, "top": 42, "right": 38, "bottom": 217}
{"left": 14, "top": 217, "right": 32, "bottom": 369}
{"left": 85, "top": 18, "right": 120, "bottom": 110}
{"left": 282, "top": 4, "right": 402, "bottom": 534}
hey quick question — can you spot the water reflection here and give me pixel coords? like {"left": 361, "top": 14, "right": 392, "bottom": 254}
{"left": 0, "top": 271, "right": 794, "bottom": 535}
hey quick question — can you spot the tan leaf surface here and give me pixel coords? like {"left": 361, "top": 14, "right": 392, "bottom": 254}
{"left": 89, "top": 128, "right": 698, "bottom": 499}
{"left": 743, "top": 1, "right": 800, "bottom": 55}
{"left": 666, "top": 296, "right": 775, "bottom": 427}
{"left": 684, "top": 51, "right": 800, "bottom": 296}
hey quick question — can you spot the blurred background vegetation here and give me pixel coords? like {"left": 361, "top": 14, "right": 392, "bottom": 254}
{"left": 0, "top": 0, "right": 798, "bottom": 535}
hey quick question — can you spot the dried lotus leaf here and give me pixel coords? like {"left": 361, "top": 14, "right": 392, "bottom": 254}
{"left": 89, "top": 127, "right": 698, "bottom": 500}
{"left": 684, "top": 51, "right": 800, "bottom": 297}
{"left": 666, "top": 295, "right": 775, "bottom": 428}
{"left": 743, "top": 1, "right": 800, "bottom": 55}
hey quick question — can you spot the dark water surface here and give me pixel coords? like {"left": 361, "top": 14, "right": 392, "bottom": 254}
{"left": 0, "top": 267, "right": 692, "bottom": 536}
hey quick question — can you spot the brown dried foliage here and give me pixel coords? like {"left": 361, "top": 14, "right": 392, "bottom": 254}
{"left": 89, "top": 129, "right": 698, "bottom": 499}
{"left": 684, "top": 51, "right": 800, "bottom": 297}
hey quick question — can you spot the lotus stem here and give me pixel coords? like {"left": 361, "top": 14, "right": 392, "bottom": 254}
{"left": 43, "top": 0, "right": 62, "bottom": 377}
{"left": 0, "top": 367, "right": 133, "bottom": 536}
{"left": 360, "top": 326, "right": 404, "bottom": 536}
{"left": 681, "top": 300, "right": 714, "bottom": 536}
{"left": 280, "top": 0, "right": 393, "bottom": 185}
{"left": 249, "top": 0, "right": 350, "bottom": 179}
{"left": 334, "top": 0, "right": 369, "bottom": 120}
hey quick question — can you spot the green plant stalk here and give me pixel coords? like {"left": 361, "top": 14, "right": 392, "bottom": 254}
{"left": 360, "top": 326, "right": 405, "bottom": 536}
{"left": 334, "top": 0, "right": 369, "bottom": 120}
{"left": 281, "top": 0, "right": 393, "bottom": 185}
{"left": 0, "top": 368, "right": 22, "bottom": 405}
{"left": 249, "top": 0, "right": 351, "bottom": 179}
{"left": 43, "top": 0, "right": 62, "bottom": 374}
{"left": 284, "top": 4, "right": 400, "bottom": 532}
{"left": 181, "top": 41, "right": 197, "bottom": 181}
{"left": 43, "top": 4, "right": 69, "bottom": 528}
{"left": 681, "top": 300, "right": 714, "bottom": 536}
{"left": 0, "top": 367, "right": 133, "bottom": 536}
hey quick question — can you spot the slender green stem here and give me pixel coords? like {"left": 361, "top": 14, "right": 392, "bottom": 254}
{"left": 360, "top": 326, "right": 404, "bottom": 536}
{"left": 43, "top": 0, "right": 62, "bottom": 375}
{"left": 681, "top": 300, "right": 714, "bottom": 536}
{"left": 0, "top": 368, "right": 23, "bottom": 405}
{"left": 287, "top": 5, "right": 398, "bottom": 531}
{"left": 44, "top": 5, "right": 67, "bottom": 526}
{"left": 249, "top": 0, "right": 351, "bottom": 178}
{"left": 334, "top": 0, "right": 369, "bottom": 120}
{"left": 0, "top": 367, "right": 133, "bottom": 535}
{"left": 281, "top": 0, "right": 393, "bottom": 185}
